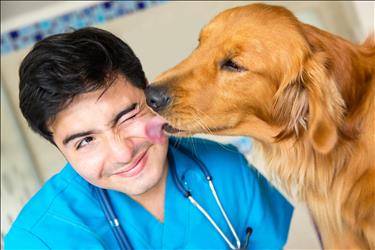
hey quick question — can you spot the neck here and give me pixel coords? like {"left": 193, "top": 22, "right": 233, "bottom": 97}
{"left": 253, "top": 136, "right": 337, "bottom": 199}
{"left": 131, "top": 161, "right": 169, "bottom": 223}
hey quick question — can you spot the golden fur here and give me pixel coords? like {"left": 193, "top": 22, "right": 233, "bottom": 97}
{"left": 147, "top": 4, "right": 375, "bottom": 249}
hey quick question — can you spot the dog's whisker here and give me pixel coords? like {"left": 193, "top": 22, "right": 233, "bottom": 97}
{"left": 191, "top": 109, "right": 241, "bottom": 154}
{"left": 193, "top": 115, "right": 212, "bottom": 135}
{"left": 191, "top": 110, "right": 214, "bottom": 135}
{"left": 192, "top": 108, "right": 218, "bottom": 125}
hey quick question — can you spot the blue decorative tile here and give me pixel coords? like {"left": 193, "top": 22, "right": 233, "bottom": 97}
{"left": 103, "top": 1, "right": 113, "bottom": 9}
{"left": 116, "top": 8, "right": 126, "bottom": 16}
{"left": 1, "top": 39, "right": 12, "bottom": 54}
{"left": 96, "top": 14, "right": 106, "bottom": 24}
{"left": 1, "top": 1, "right": 168, "bottom": 55}
{"left": 76, "top": 20, "right": 86, "bottom": 29}
{"left": 40, "top": 20, "right": 51, "bottom": 30}
{"left": 83, "top": 8, "right": 92, "bottom": 16}
{"left": 34, "top": 33, "right": 44, "bottom": 42}
{"left": 62, "top": 14, "right": 70, "bottom": 22}
{"left": 137, "top": 1, "right": 146, "bottom": 9}
{"left": 10, "top": 31, "right": 19, "bottom": 39}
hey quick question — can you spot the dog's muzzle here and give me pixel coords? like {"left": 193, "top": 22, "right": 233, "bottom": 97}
{"left": 145, "top": 85, "right": 171, "bottom": 113}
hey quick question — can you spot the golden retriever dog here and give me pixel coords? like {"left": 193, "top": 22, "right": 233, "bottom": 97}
{"left": 145, "top": 3, "right": 375, "bottom": 249}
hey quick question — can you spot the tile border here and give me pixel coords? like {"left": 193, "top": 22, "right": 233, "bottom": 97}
{"left": 1, "top": 1, "right": 166, "bottom": 55}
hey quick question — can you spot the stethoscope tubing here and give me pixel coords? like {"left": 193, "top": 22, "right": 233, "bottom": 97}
{"left": 94, "top": 187, "right": 132, "bottom": 250}
{"left": 94, "top": 140, "right": 251, "bottom": 250}
{"left": 168, "top": 142, "right": 241, "bottom": 249}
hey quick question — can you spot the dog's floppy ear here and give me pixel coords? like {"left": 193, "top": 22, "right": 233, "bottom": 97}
{"left": 273, "top": 77, "right": 308, "bottom": 140}
{"left": 303, "top": 52, "right": 344, "bottom": 154}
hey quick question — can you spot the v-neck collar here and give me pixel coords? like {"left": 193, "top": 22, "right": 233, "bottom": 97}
{"left": 106, "top": 143, "right": 193, "bottom": 248}
{"left": 161, "top": 144, "right": 193, "bottom": 248}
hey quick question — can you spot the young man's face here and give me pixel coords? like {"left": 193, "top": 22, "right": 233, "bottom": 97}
{"left": 50, "top": 75, "right": 169, "bottom": 197}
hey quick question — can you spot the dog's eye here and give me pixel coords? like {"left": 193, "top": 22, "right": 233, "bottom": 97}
{"left": 220, "top": 59, "right": 245, "bottom": 72}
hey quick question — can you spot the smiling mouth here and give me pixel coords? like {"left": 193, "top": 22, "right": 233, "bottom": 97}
{"left": 114, "top": 149, "right": 149, "bottom": 177}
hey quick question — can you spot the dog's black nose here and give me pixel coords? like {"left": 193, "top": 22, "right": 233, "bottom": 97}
{"left": 145, "top": 85, "right": 171, "bottom": 113}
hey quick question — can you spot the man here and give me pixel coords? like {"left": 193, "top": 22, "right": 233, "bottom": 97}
{"left": 5, "top": 27, "right": 293, "bottom": 249}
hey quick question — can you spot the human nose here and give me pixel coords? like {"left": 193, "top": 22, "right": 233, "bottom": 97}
{"left": 145, "top": 115, "right": 168, "bottom": 144}
{"left": 106, "top": 133, "right": 134, "bottom": 164}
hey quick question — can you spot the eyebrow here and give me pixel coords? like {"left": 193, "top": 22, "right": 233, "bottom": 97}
{"left": 110, "top": 103, "right": 138, "bottom": 128}
{"left": 62, "top": 103, "right": 138, "bottom": 146}
{"left": 63, "top": 131, "right": 94, "bottom": 146}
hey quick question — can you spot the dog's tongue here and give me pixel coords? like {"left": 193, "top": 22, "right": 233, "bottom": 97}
{"left": 145, "top": 115, "right": 168, "bottom": 144}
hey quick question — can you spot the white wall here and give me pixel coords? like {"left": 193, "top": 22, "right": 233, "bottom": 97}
{"left": 1, "top": 84, "right": 41, "bottom": 243}
{"left": 352, "top": 1, "right": 375, "bottom": 41}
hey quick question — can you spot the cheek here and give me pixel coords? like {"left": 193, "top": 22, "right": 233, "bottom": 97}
{"left": 66, "top": 150, "right": 105, "bottom": 182}
{"left": 147, "top": 143, "right": 168, "bottom": 172}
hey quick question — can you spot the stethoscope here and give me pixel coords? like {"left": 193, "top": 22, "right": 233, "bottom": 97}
{"left": 94, "top": 141, "right": 252, "bottom": 250}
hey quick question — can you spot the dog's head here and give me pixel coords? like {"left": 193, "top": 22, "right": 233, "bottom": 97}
{"left": 146, "top": 4, "right": 345, "bottom": 154}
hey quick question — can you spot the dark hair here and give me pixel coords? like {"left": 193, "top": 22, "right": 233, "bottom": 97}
{"left": 19, "top": 27, "right": 147, "bottom": 144}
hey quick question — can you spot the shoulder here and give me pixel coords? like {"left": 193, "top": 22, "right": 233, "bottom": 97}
{"left": 171, "top": 136, "right": 254, "bottom": 177}
{"left": 170, "top": 136, "right": 264, "bottom": 200}
{"left": 172, "top": 137, "right": 245, "bottom": 164}
{"left": 5, "top": 164, "right": 96, "bottom": 243}
{"left": 170, "top": 137, "right": 293, "bottom": 248}
{"left": 5, "top": 226, "right": 50, "bottom": 249}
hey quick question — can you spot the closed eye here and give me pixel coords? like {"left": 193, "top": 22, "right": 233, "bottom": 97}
{"left": 220, "top": 59, "right": 246, "bottom": 72}
{"left": 115, "top": 103, "right": 140, "bottom": 127}
{"left": 120, "top": 113, "right": 137, "bottom": 125}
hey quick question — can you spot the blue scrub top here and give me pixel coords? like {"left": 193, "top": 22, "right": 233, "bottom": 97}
{"left": 5, "top": 138, "right": 293, "bottom": 249}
